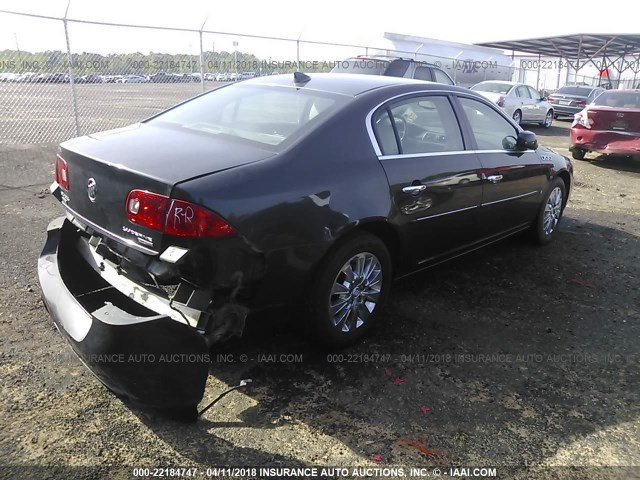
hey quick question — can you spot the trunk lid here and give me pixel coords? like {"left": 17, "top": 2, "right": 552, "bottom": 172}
{"left": 587, "top": 106, "right": 640, "bottom": 132}
{"left": 59, "top": 123, "right": 275, "bottom": 252}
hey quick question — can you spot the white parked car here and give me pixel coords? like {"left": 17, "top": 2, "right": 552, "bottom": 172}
{"left": 117, "top": 75, "right": 147, "bottom": 84}
{"left": 470, "top": 81, "right": 554, "bottom": 128}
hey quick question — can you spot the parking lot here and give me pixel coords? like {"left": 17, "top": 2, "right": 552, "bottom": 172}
{"left": 1, "top": 87, "right": 640, "bottom": 480}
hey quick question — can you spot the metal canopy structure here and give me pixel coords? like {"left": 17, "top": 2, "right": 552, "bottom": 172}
{"left": 476, "top": 34, "right": 640, "bottom": 87}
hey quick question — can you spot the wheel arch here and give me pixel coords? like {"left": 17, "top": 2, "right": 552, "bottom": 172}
{"left": 555, "top": 170, "right": 571, "bottom": 205}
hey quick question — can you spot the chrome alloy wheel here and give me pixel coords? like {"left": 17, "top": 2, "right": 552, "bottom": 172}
{"left": 543, "top": 186, "right": 563, "bottom": 235}
{"left": 544, "top": 110, "right": 553, "bottom": 127}
{"left": 329, "top": 252, "right": 382, "bottom": 333}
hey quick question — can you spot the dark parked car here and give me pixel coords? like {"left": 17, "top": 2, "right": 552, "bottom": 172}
{"left": 39, "top": 73, "right": 572, "bottom": 413}
{"left": 570, "top": 89, "right": 640, "bottom": 160}
{"left": 547, "top": 85, "right": 605, "bottom": 119}
{"left": 332, "top": 55, "right": 455, "bottom": 85}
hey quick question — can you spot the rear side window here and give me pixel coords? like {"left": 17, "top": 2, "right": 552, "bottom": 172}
{"left": 516, "top": 86, "right": 531, "bottom": 98}
{"left": 433, "top": 69, "right": 454, "bottom": 85}
{"left": 414, "top": 67, "right": 433, "bottom": 81}
{"left": 372, "top": 109, "right": 400, "bottom": 155}
{"left": 150, "top": 84, "right": 346, "bottom": 149}
{"left": 459, "top": 97, "right": 519, "bottom": 151}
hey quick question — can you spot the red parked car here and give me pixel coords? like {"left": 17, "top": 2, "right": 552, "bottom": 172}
{"left": 570, "top": 90, "right": 640, "bottom": 160}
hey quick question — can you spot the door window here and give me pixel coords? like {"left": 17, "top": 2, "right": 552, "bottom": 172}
{"left": 458, "top": 97, "right": 519, "bottom": 151}
{"left": 516, "top": 86, "right": 531, "bottom": 98}
{"left": 433, "top": 69, "right": 454, "bottom": 85}
{"left": 372, "top": 109, "right": 400, "bottom": 155}
{"left": 387, "top": 96, "right": 464, "bottom": 154}
{"left": 527, "top": 86, "right": 541, "bottom": 100}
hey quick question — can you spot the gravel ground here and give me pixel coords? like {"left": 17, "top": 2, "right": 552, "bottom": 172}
{"left": 1, "top": 120, "right": 639, "bottom": 480}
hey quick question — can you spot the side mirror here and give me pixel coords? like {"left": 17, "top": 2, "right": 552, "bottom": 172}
{"left": 540, "top": 96, "right": 547, "bottom": 101}
{"left": 517, "top": 130, "right": 537, "bottom": 150}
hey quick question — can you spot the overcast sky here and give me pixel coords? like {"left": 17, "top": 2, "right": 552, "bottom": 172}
{"left": 0, "top": 0, "right": 637, "bottom": 58}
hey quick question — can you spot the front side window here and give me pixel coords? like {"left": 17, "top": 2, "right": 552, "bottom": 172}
{"left": 385, "top": 96, "right": 464, "bottom": 155}
{"left": 149, "top": 84, "right": 346, "bottom": 149}
{"left": 459, "top": 97, "right": 519, "bottom": 151}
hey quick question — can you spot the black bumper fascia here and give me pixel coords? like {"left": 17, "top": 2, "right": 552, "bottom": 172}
{"left": 38, "top": 217, "right": 210, "bottom": 408}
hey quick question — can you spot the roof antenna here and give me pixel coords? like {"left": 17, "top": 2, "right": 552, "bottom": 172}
{"left": 294, "top": 71, "right": 311, "bottom": 85}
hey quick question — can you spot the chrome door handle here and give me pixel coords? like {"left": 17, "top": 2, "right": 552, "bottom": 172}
{"left": 487, "top": 174, "right": 503, "bottom": 183}
{"left": 402, "top": 184, "right": 427, "bottom": 194}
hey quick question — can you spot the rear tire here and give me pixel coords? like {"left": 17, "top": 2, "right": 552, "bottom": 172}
{"left": 306, "top": 232, "right": 391, "bottom": 347}
{"left": 532, "top": 177, "right": 566, "bottom": 245}
{"left": 540, "top": 110, "right": 553, "bottom": 128}
{"left": 513, "top": 110, "right": 522, "bottom": 125}
{"left": 571, "top": 148, "right": 586, "bottom": 160}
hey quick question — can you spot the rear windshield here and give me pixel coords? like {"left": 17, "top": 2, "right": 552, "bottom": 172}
{"left": 471, "top": 82, "right": 512, "bottom": 94}
{"left": 556, "top": 86, "right": 593, "bottom": 96}
{"left": 331, "top": 59, "right": 390, "bottom": 75}
{"left": 592, "top": 91, "right": 640, "bottom": 108}
{"left": 148, "top": 84, "right": 347, "bottom": 148}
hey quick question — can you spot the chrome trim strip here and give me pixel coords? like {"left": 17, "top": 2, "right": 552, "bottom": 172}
{"left": 481, "top": 190, "right": 539, "bottom": 206}
{"left": 413, "top": 205, "right": 478, "bottom": 222}
{"left": 378, "top": 149, "right": 536, "bottom": 160}
{"left": 63, "top": 204, "right": 159, "bottom": 256}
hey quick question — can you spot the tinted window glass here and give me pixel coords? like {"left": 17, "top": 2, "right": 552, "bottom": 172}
{"left": 372, "top": 109, "right": 399, "bottom": 155}
{"left": 414, "top": 67, "right": 433, "bottom": 81}
{"left": 388, "top": 96, "right": 463, "bottom": 154}
{"left": 516, "top": 86, "right": 531, "bottom": 98}
{"left": 433, "top": 69, "right": 454, "bottom": 85}
{"left": 557, "top": 86, "right": 593, "bottom": 96}
{"left": 459, "top": 97, "right": 519, "bottom": 150}
{"left": 150, "top": 84, "right": 345, "bottom": 148}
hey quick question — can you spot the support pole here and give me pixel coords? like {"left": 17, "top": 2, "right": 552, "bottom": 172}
{"left": 63, "top": 9, "right": 80, "bottom": 137}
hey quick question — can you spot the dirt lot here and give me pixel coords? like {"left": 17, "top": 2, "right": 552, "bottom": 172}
{"left": 1, "top": 119, "right": 639, "bottom": 480}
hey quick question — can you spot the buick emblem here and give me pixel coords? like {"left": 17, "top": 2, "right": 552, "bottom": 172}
{"left": 87, "top": 178, "right": 97, "bottom": 202}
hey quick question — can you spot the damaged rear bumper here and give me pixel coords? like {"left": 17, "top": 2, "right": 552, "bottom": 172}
{"left": 38, "top": 217, "right": 210, "bottom": 408}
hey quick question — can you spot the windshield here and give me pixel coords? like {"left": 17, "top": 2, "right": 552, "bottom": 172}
{"left": 148, "top": 84, "right": 347, "bottom": 148}
{"left": 592, "top": 91, "right": 640, "bottom": 108}
{"left": 471, "top": 82, "right": 512, "bottom": 94}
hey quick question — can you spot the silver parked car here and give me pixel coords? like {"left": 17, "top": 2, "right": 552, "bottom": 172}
{"left": 471, "top": 81, "right": 554, "bottom": 128}
{"left": 547, "top": 85, "right": 605, "bottom": 119}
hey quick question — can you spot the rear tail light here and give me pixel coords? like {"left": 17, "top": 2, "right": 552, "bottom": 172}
{"left": 55, "top": 154, "right": 70, "bottom": 190}
{"left": 575, "top": 100, "right": 587, "bottom": 106}
{"left": 496, "top": 96, "right": 506, "bottom": 108}
{"left": 572, "top": 108, "right": 593, "bottom": 129}
{"left": 125, "top": 190, "right": 236, "bottom": 238}
{"left": 547, "top": 96, "right": 555, "bottom": 103}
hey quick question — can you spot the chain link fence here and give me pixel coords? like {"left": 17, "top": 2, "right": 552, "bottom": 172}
{"left": 3, "top": 8, "right": 632, "bottom": 147}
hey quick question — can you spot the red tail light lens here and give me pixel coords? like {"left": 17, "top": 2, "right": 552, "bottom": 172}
{"left": 496, "top": 96, "right": 506, "bottom": 108}
{"left": 55, "top": 154, "right": 70, "bottom": 190}
{"left": 547, "top": 96, "right": 555, "bottom": 103}
{"left": 125, "top": 190, "right": 236, "bottom": 238}
{"left": 575, "top": 100, "right": 587, "bottom": 106}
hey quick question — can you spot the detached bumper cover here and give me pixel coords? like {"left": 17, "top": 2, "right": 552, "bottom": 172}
{"left": 38, "top": 217, "right": 210, "bottom": 408}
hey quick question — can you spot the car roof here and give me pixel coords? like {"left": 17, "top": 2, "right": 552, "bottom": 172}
{"left": 476, "top": 80, "right": 519, "bottom": 86}
{"left": 246, "top": 72, "right": 459, "bottom": 97}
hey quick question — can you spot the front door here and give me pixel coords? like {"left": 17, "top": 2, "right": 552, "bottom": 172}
{"left": 455, "top": 95, "right": 548, "bottom": 238}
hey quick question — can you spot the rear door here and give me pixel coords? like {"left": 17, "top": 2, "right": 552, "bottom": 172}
{"left": 515, "top": 85, "right": 535, "bottom": 121}
{"left": 371, "top": 94, "right": 484, "bottom": 264}
{"left": 455, "top": 95, "right": 548, "bottom": 238}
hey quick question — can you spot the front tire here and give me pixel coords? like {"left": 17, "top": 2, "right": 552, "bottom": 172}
{"left": 532, "top": 177, "right": 566, "bottom": 245}
{"left": 307, "top": 232, "right": 391, "bottom": 347}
